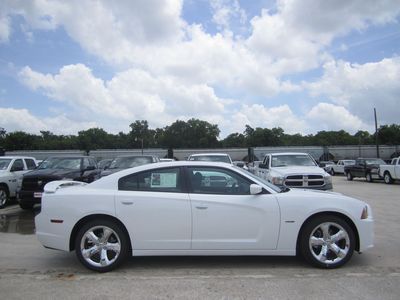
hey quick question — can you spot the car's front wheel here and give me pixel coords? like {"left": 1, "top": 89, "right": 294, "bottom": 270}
{"left": 384, "top": 172, "right": 393, "bottom": 184}
{"left": 75, "top": 220, "right": 129, "bottom": 272}
{"left": 300, "top": 215, "right": 355, "bottom": 268}
{"left": 346, "top": 172, "right": 353, "bottom": 181}
{"left": 0, "top": 187, "right": 9, "bottom": 209}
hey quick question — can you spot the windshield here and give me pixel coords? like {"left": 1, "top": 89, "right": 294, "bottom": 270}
{"left": 365, "top": 159, "right": 386, "bottom": 165}
{"left": 189, "top": 155, "right": 231, "bottom": 163}
{"left": 0, "top": 159, "right": 12, "bottom": 170}
{"left": 236, "top": 166, "right": 282, "bottom": 193}
{"left": 271, "top": 154, "right": 316, "bottom": 167}
{"left": 38, "top": 157, "right": 81, "bottom": 170}
{"left": 109, "top": 156, "right": 153, "bottom": 169}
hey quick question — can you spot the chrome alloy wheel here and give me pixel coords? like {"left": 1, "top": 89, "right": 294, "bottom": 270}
{"left": 80, "top": 225, "right": 121, "bottom": 268}
{"left": 308, "top": 222, "right": 350, "bottom": 265}
{"left": 0, "top": 189, "right": 8, "bottom": 208}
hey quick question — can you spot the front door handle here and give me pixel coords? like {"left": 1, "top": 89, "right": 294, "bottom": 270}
{"left": 121, "top": 201, "right": 133, "bottom": 205}
{"left": 195, "top": 206, "right": 208, "bottom": 210}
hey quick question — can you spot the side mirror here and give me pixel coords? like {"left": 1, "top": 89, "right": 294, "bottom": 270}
{"left": 250, "top": 184, "right": 263, "bottom": 195}
{"left": 259, "top": 163, "right": 268, "bottom": 169}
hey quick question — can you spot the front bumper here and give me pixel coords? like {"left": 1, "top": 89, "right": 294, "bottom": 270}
{"left": 358, "top": 217, "right": 374, "bottom": 252}
{"left": 18, "top": 190, "right": 42, "bottom": 205}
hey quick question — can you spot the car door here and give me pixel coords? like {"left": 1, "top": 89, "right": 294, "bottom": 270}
{"left": 187, "top": 166, "right": 280, "bottom": 250}
{"left": 8, "top": 159, "right": 26, "bottom": 196}
{"left": 115, "top": 167, "right": 191, "bottom": 250}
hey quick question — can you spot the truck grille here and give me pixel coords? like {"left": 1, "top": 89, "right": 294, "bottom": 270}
{"left": 284, "top": 175, "right": 325, "bottom": 188}
{"left": 21, "top": 177, "right": 57, "bottom": 191}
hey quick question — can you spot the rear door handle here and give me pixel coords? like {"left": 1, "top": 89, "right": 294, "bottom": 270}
{"left": 121, "top": 201, "right": 133, "bottom": 205}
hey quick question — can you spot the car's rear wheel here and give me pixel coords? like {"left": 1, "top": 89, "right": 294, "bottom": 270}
{"left": 384, "top": 172, "right": 393, "bottom": 184}
{"left": 366, "top": 173, "right": 373, "bottom": 182}
{"left": 0, "top": 187, "right": 9, "bottom": 209}
{"left": 300, "top": 215, "right": 355, "bottom": 269}
{"left": 75, "top": 220, "right": 129, "bottom": 272}
{"left": 346, "top": 172, "right": 353, "bottom": 181}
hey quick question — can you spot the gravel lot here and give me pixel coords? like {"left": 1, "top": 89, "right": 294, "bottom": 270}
{"left": 1, "top": 176, "right": 399, "bottom": 299}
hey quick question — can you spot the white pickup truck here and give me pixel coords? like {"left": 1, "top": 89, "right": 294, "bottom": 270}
{"left": 379, "top": 157, "right": 400, "bottom": 184}
{"left": 0, "top": 156, "right": 37, "bottom": 208}
{"left": 257, "top": 152, "right": 332, "bottom": 190}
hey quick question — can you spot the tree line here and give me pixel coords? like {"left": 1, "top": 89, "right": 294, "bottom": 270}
{"left": 1, "top": 120, "right": 399, "bottom": 152}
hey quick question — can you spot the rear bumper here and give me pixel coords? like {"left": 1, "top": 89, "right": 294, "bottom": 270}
{"left": 35, "top": 211, "right": 71, "bottom": 251}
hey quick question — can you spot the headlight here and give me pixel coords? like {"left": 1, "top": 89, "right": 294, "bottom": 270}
{"left": 324, "top": 174, "right": 332, "bottom": 184}
{"left": 271, "top": 176, "right": 284, "bottom": 185}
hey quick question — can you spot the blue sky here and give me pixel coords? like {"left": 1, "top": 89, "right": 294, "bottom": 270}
{"left": 0, "top": 0, "right": 399, "bottom": 138}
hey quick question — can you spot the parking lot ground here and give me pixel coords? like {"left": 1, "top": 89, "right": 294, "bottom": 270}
{"left": 1, "top": 177, "right": 400, "bottom": 299}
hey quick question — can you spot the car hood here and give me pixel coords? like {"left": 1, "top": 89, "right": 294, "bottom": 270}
{"left": 23, "top": 168, "right": 81, "bottom": 178}
{"left": 272, "top": 166, "right": 327, "bottom": 176}
{"left": 0, "top": 170, "right": 11, "bottom": 176}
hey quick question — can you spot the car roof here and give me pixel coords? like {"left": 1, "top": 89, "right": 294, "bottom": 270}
{"left": 268, "top": 152, "right": 310, "bottom": 156}
{"left": 189, "top": 153, "right": 230, "bottom": 157}
{"left": 0, "top": 156, "right": 36, "bottom": 159}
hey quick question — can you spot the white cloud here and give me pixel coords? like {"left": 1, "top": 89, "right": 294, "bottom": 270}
{"left": 0, "top": 15, "right": 10, "bottom": 43}
{"left": 18, "top": 64, "right": 231, "bottom": 132}
{"left": 306, "top": 103, "right": 371, "bottom": 133}
{"left": 227, "top": 104, "right": 308, "bottom": 134}
{"left": 0, "top": 107, "right": 96, "bottom": 134}
{"left": 307, "top": 57, "right": 400, "bottom": 125}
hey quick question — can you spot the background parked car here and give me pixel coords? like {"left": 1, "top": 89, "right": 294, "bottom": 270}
{"left": 101, "top": 155, "right": 160, "bottom": 177}
{"left": 325, "top": 160, "right": 356, "bottom": 175}
{"left": 187, "top": 153, "right": 233, "bottom": 164}
{"left": 256, "top": 152, "right": 332, "bottom": 190}
{"left": 344, "top": 158, "right": 386, "bottom": 182}
{"left": 19, "top": 156, "right": 100, "bottom": 209}
{"left": 233, "top": 161, "right": 248, "bottom": 170}
{"left": 0, "top": 156, "right": 37, "bottom": 209}
{"left": 379, "top": 156, "right": 400, "bottom": 184}
{"left": 97, "top": 158, "right": 113, "bottom": 170}
{"left": 247, "top": 160, "right": 262, "bottom": 176}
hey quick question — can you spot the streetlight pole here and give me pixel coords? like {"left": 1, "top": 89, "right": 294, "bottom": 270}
{"left": 374, "top": 108, "right": 379, "bottom": 158}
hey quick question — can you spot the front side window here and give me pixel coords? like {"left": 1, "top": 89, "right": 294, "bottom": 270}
{"left": 0, "top": 159, "right": 11, "bottom": 170}
{"left": 24, "top": 159, "right": 36, "bottom": 170}
{"left": 119, "top": 167, "right": 181, "bottom": 193}
{"left": 11, "top": 159, "right": 24, "bottom": 171}
{"left": 188, "top": 167, "right": 251, "bottom": 195}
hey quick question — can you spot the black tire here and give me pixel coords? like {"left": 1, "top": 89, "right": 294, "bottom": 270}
{"left": 384, "top": 172, "right": 393, "bottom": 184}
{"left": 19, "top": 202, "right": 34, "bottom": 210}
{"left": 366, "top": 173, "right": 373, "bottom": 182}
{"left": 330, "top": 169, "right": 335, "bottom": 176}
{"left": 75, "top": 219, "right": 129, "bottom": 272}
{"left": 346, "top": 172, "right": 353, "bottom": 181}
{"left": 0, "top": 186, "right": 10, "bottom": 209}
{"left": 299, "top": 215, "right": 355, "bottom": 269}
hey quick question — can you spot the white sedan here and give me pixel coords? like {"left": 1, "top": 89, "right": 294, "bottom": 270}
{"left": 35, "top": 161, "right": 374, "bottom": 272}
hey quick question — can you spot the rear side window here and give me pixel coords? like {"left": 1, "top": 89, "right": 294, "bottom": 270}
{"left": 119, "top": 167, "right": 182, "bottom": 193}
{"left": 25, "top": 159, "right": 36, "bottom": 170}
